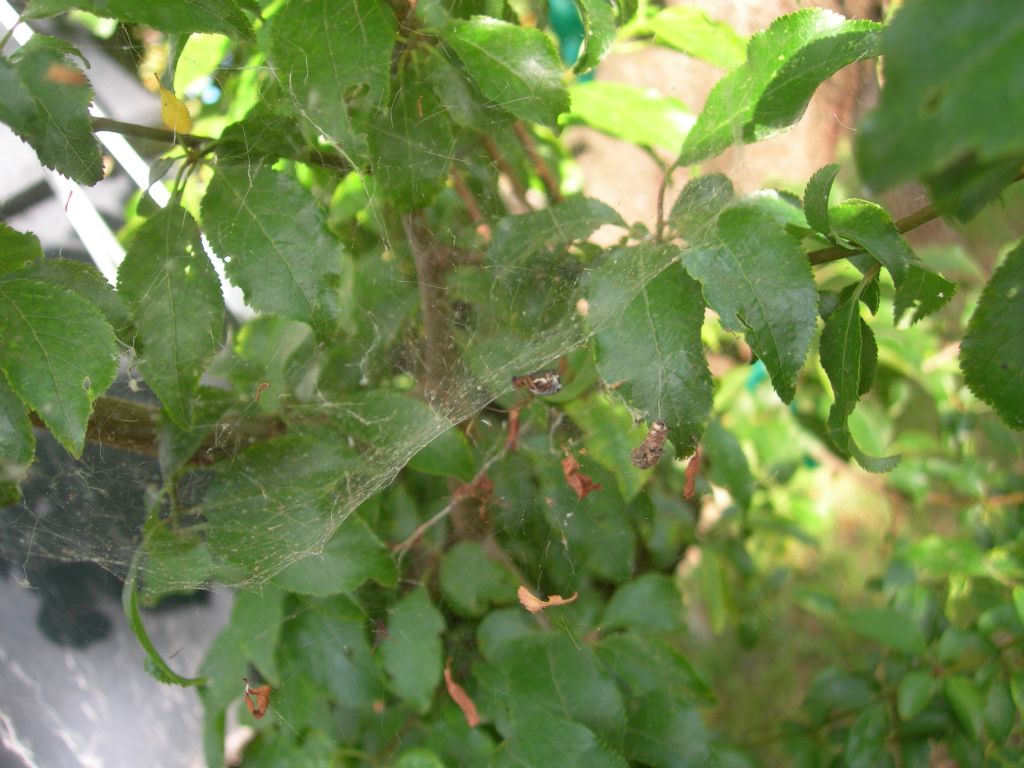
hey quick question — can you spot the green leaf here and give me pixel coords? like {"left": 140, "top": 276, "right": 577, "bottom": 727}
{"left": 573, "top": 0, "right": 616, "bottom": 74}
{"left": 893, "top": 265, "right": 957, "bottom": 326}
{"left": 271, "top": 515, "right": 397, "bottom": 596}
{"left": 602, "top": 574, "right": 684, "bottom": 634}
{"left": 202, "top": 164, "right": 340, "bottom": 331}
{"left": 490, "top": 197, "right": 624, "bottom": 267}
{"left": 408, "top": 425, "right": 475, "bottom": 482}
{"left": 278, "top": 596, "right": 383, "bottom": 711}
{"left": 18, "top": 258, "right": 134, "bottom": 344}
{"left": 749, "top": 20, "right": 881, "bottom": 138}
{"left": 444, "top": 17, "right": 569, "bottom": 127}
{"left": 594, "top": 264, "right": 712, "bottom": 458}
{"left": 830, "top": 199, "right": 912, "bottom": 286}
{"left": 820, "top": 292, "right": 898, "bottom": 471}
{"left": 495, "top": 716, "right": 627, "bottom": 768}
{"left": 1011, "top": 672, "right": 1024, "bottom": 718}
{"left": 984, "top": 677, "right": 1015, "bottom": 744}
{"left": 563, "top": 81, "right": 693, "bottom": 152}
{"left": 820, "top": 293, "right": 864, "bottom": 428}
{"left": 369, "top": 81, "right": 455, "bottom": 210}
{"left": 1014, "top": 586, "right": 1024, "bottom": 628}
{"left": 803, "top": 668, "right": 875, "bottom": 721}
{"left": 26, "top": 0, "right": 255, "bottom": 40}
{"left": 122, "top": 548, "right": 206, "bottom": 687}
{"left": 201, "top": 434, "right": 361, "bottom": 577}
{"left": 854, "top": 0, "right": 1024, "bottom": 192}
{"left": 684, "top": 204, "right": 817, "bottom": 403}
{"left": 959, "top": 242, "right": 1024, "bottom": 430}
{"left": 844, "top": 607, "right": 926, "bottom": 655}
{"left": 268, "top": 0, "right": 395, "bottom": 146}
{"left": 0, "top": 375, "right": 35, "bottom": 504}
{"left": 944, "top": 675, "right": 984, "bottom": 742}
{"left": 200, "top": 586, "right": 286, "bottom": 765}
{"left": 701, "top": 420, "right": 753, "bottom": 511}
{"left": 667, "top": 173, "right": 734, "bottom": 238}
{"left": 597, "top": 633, "right": 713, "bottom": 703}
{"left": 0, "top": 58, "right": 37, "bottom": 138}
{"left": 803, "top": 163, "right": 841, "bottom": 236}
{"left": 439, "top": 541, "right": 517, "bottom": 617}
{"left": 0, "top": 278, "right": 116, "bottom": 457}
{"left": 477, "top": 633, "right": 625, "bottom": 744}
{"left": 393, "top": 749, "right": 448, "bottom": 768}
{"left": 649, "top": 6, "right": 747, "bottom": 70}
{"left": 624, "top": 690, "right": 713, "bottom": 768}
{"left": 0, "top": 224, "right": 43, "bottom": 275}
{"left": 678, "top": 10, "right": 880, "bottom": 166}
{"left": 844, "top": 704, "right": 889, "bottom": 768}
{"left": 381, "top": 587, "right": 445, "bottom": 714}
{"left": 6, "top": 36, "right": 103, "bottom": 185}
{"left": 118, "top": 205, "right": 223, "bottom": 428}
{"left": 897, "top": 671, "right": 938, "bottom": 721}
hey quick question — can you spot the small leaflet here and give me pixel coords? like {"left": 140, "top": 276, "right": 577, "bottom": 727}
{"left": 631, "top": 419, "right": 668, "bottom": 469}
{"left": 242, "top": 678, "right": 271, "bottom": 720}
{"left": 443, "top": 659, "right": 480, "bottom": 727}
{"left": 157, "top": 84, "right": 192, "bottom": 133}
{"left": 561, "top": 454, "right": 603, "bottom": 499}
{"left": 517, "top": 585, "right": 579, "bottom": 614}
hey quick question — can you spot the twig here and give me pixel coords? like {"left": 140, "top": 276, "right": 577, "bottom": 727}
{"left": 393, "top": 444, "right": 510, "bottom": 561}
{"left": 450, "top": 168, "right": 491, "bottom": 241}
{"left": 808, "top": 170, "right": 1024, "bottom": 266}
{"left": 90, "top": 116, "right": 354, "bottom": 173}
{"left": 512, "top": 121, "right": 562, "bottom": 203}
{"left": 403, "top": 213, "right": 452, "bottom": 400}
{"left": 655, "top": 162, "right": 673, "bottom": 242}
{"left": 28, "top": 395, "right": 285, "bottom": 465}
{"left": 91, "top": 116, "right": 209, "bottom": 150}
{"left": 482, "top": 134, "right": 532, "bottom": 210}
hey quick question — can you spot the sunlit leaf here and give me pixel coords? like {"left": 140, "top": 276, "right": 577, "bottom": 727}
{"left": 26, "top": 0, "right": 255, "bottom": 39}
{"left": 564, "top": 81, "right": 693, "bottom": 151}
{"left": 444, "top": 17, "right": 569, "bottom": 127}
{"left": 649, "top": 5, "right": 746, "bottom": 70}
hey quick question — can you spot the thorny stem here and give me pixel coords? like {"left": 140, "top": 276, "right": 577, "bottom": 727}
{"left": 393, "top": 443, "right": 511, "bottom": 562}
{"left": 513, "top": 121, "right": 562, "bottom": 203}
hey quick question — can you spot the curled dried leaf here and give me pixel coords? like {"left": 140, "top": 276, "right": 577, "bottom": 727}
{"left": 684, "top": 445, "right": 702, "bottom": 500}
{"left": 631, "top": 419, "right": 668, "bottom": 469}
{"left": 517, "top": 584, "right": 579, "bottom": 613}
{"left": 506, "top": 403, "right": 523, "bottom": 450}
{"left": 444, "top": 660, "right": 480, "bottom": 727}
{"left": 242, "top": 677, "right": 271, "bottom": 720}
{"left": 157, "top": 84, "right": 192, "bottom": 133}
{"left": 561, "top": 454, "right": 603, "bottom": 499}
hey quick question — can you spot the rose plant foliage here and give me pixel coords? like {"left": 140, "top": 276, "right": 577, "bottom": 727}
{"left": 2, "top": 0, "right": 1024, "bottom": 765}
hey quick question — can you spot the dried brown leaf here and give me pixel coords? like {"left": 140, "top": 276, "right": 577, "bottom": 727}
{"left": 684, "top": 445, "right": 702, "bottom": 500}
{"left": 444, "top": 660, "right": 480, "bottom": 727}
{"left": 242, "top": 678, "right": 271, "bottom": 720}
{"left": 561, "top": 454, "right": 602, "bottom": 500}
{"left": 517, "top": 584, "right": 579, "bottom": 613}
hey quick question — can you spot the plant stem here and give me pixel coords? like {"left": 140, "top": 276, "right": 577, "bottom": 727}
{"left": 393, "top": 444, "right": 511, "bottom": 561}
{"left": 90, "top": 116, "right": 354, "bottom": 173}
{"left": 513, "top": 121, "right": 562, "bottom": 203}
{"left": 482, "top": 134, "right": 532, "bottom": 210}
{"left": 29, "top": 395, "right": 286, "bottom": 465}
{"left": 403, "top": 213, "right": 452, "bottom": 401}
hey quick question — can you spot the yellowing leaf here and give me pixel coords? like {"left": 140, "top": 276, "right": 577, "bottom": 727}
{"left": 517, "top": 585, "right": 579, "bottom": 614}
{"left": 159, "top": 85, "right": 192, "bottom": 133}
